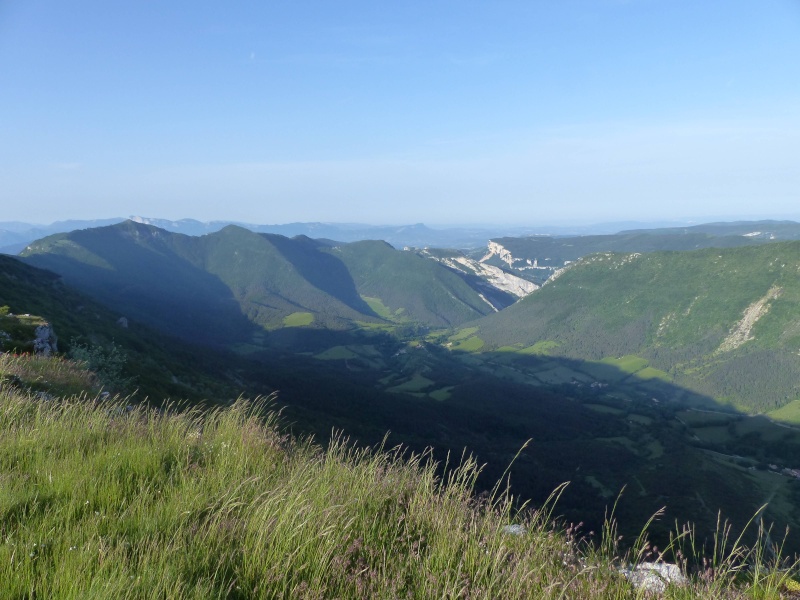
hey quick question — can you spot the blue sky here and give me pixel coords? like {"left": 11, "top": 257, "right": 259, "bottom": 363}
{"left": 1, "top": 1, "right": 799, "bottom": 226}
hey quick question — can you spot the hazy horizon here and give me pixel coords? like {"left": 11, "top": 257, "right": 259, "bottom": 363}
{"left": 2, "top": 1, "right": 798, "bottom": 224}
{"left": 6, "top": 213, "right": 800, "bottom": 233}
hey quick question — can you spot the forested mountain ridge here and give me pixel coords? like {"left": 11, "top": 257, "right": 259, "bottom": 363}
{"left": 471, "top": 241, "right": 800, "bottom": 415}
{"left": 19, "top": 221, "right": 502, "bottom": 346}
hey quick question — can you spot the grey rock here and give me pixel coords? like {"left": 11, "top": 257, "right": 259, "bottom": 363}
{"left": 620, "top": 562, "right": 688, "bottom": 594}
{"left": 33, "top": 324, "right": 58, "bottom": 356}
{"left": 501, "top": 524, "right": 527, "bottom": 536}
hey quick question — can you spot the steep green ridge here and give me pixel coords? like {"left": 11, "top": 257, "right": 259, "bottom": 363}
{"left": 19, "top": 221, "right": 257, "bottom": 345}
{"left": 201, "top": 226, "right": 377, "bottom": 330}
{"left": 21, "top": 221, "right": 496, "bottom": 345}
{"left": 330, "top": 240, "right": 493, "bottom": 327}
{"left": 473, "top": 242, "right": 800, "bottom": 413}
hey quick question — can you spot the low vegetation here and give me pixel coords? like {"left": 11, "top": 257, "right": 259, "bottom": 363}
{"left": 2, "top": 353, "right": 800, "bottom": 598}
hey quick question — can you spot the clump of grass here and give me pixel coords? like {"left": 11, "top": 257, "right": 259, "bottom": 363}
{"left": 0, "top": 352, "right": 97, "bottom": 397}
{"left": 0, "top": 355, "right": 798, "bottom": 598}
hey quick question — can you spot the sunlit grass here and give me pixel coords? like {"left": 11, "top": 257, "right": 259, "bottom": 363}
{"left": 0, "top": 352, "right": 97, "bottom": 397}
{"left": 1, "top": 355, "right": 799, "bottom": 598}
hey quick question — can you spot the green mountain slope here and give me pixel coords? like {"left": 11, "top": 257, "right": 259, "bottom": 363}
{"left": 329, "top": 240, "right": 495, "bottom": 327}
{"left": 473, "top": 242, "right": 800, "bottom": 413}
{"left": 20, "top": 221, "right": 498, "bottom": 346}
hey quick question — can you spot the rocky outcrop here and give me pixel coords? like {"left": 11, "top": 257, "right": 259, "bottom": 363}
{"left": 717, "top": 285, "right": 782, "bottom": 353}
{"left": 480, "top": 241, "right": 516, "bottom": 268}
{"left": 419, "top": 251, "right": 538, "bottom": 299}
{"left": 619, "top": 562, "right": 687, "bottom": 594}
{"left": 33, "top": 323, "right": 58, "bottom": 356}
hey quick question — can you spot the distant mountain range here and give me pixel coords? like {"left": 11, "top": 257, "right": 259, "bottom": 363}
{"left": 0, "top": 216, "right": 559, "bottom": 255}
{"left": 8, "top": 216, "right": 796, "bottom": 256}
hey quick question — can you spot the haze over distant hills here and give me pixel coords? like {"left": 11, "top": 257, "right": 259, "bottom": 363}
{"left": 8, "top": 215, "right": 798, "bottom": 256}
{"left": 0, "top": 216, "right": 541, "bottom": 255}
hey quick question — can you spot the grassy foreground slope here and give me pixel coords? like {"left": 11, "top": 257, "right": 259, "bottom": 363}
{"left": 2, "top": 354, "right": 799, "bottom": 599}
{"left": 474, "top": 242, "right": 800, "bottom": 414}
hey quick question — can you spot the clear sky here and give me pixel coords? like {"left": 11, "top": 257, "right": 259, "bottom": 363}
{"left": 1, "top": 1, "right": 799, "bottom": 226}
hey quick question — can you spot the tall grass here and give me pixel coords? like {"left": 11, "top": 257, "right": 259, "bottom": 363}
{"left": 0, "top": 358, "right": 798, "bottom": 598}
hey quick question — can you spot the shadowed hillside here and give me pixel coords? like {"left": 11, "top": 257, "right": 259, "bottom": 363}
{"left": 20, "top": 221, "right": 500, "bottom": 345}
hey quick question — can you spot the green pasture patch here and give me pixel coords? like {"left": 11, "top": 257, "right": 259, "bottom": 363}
{"left": 627, "top": 414, "right": 654, "bottom": 425}
{"left": 519, "top": 340, "right": 560, "bottom": 355}
{"left": 580, "top": 361, "right": 630, "bottom": 384}
{"left": 693, "top": 426, "right": 732, "bottom": 444}
{"left": 429, "top": 386, "right": 454, "bottom": 401}
{"left": 452, "top": 336, "right": 484, "bottom": 352}
{"left": 646, "top": 439, "right": 664, "bottom": 458}
{"left": 584, "top": 475, "right": 614, "bottom": 499}
{"left": 601, "top": 355, "right": 648, "bottom": 374}
{"left": 362, "top": 296, "right": 395, "bottom": 320}
{"left": 532, "top": 365, "right": 585, "bottom": 385}
{"left": 315, "top": 344, "right": 382, "bottom": 363}
{"left": 355, "top": 321, "right": 397, "bottom": 333}
{"left": 353, "top": 344, "right": 381, "bottom": 357}
{"left": 230, "top": 343, "right": 265, "bottom": 355}
{"left": 768, "top": 399, "right": 800, "bottom": 425}
{"left": 450, "top": 327, "right": 479, "bottom": 342}
{"left": 735, "top": 415, "right": 793, "bottom": 442}
{"left": 282, "top": 312, "right": 314, "bottom": 327}
{"left": 600, "top": 436, "right": 638, "bottom": 452}
{"left": 495, "top": 345, "right": 521, "bottom": 353}
{"left": 315, "top": 346, "right": 359, "bottom": 360}
{"left": 584, "top": 404, "right": 625, "bottom": 415}
{"left": 388, "top": 373, "right": 435, "bottom": 393}
{"left": 677, "top": 409, "right": 735, "bottom": 427}
{"left": 633, "top": 366, "right": 672, "bottom": 382}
